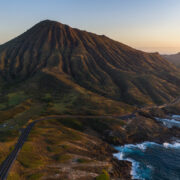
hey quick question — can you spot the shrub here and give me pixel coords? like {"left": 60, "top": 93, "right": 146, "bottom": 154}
{"left": 96, "top": 170, "right": 110, "bottom": 180}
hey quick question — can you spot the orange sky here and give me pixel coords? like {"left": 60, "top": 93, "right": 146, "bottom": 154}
{"left": 1, "top": 0, "right": 180, "bottom": 54}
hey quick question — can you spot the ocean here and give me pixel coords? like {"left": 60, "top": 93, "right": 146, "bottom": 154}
{"left": 114, "top": 115, "right": 180, "bottom": 180}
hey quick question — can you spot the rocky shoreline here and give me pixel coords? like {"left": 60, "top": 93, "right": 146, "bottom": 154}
{"left": 103, "top": 104, "right": 180, "bottom": 180}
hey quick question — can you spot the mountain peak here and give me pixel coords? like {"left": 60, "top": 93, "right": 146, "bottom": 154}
{"left": 0, "top": 20, "right": 179, "bottom": 105}
{"left": 37, "top": 19, "right": 63, "bottom": 26}
{"left": 31, "top": 19, "right": 66, "bottom": 31}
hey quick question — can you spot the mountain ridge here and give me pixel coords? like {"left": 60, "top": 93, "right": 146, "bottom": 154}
{"left": 0, "top": 20, "right": 180, "bottom": 112}
{"left": 162, "top": 52, "right": 180, "bottom": 68}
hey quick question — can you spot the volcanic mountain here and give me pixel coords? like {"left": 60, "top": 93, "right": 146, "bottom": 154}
{"left": 0, "top": 20, "right": 180, "bottom": 114}
{"left": 163, "top": 53, "right": 180, "bottom": 68}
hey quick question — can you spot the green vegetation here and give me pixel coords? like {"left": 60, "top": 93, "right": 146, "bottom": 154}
{"left": 0, "top": 103, "right": 7, "bottom": 110}
{"left": 52, "top": 154, "right": 71, "bottom": 162}
{"left": 96, "top": 170, "right": 110, "bottom": 180}
{"left": 58, "top": 118, "right": 84, "bottom": 131}
{"left": 15, "top": 118, "right": 83, "bottom": 171}
{"left": 7, "top": 92, "right": 26, "bottom": 107}
{"left": 76, "top": 158, "right": 92, "bottom": 163}
{"left": 84, "top": 118, "right": 110, "bottom": 132}
{"left": 46, "top": 146, "right": 53, "bottom": 152}
{"left": 0, "top": 99, "right": 31, "bottom": 123}
{"left": 0, "top": 130, "right": 18, "bottom": 142}
{"left": 27, "top": 173, "right": 43, "bottom": 180}
{"left": 41, "top": 93, "right": 53, "bottom": 103}
{"left": 18, "top": 143, "right": 43, "bottom": 168}
{"left": 7, "top": 118, "right": 115, "bottom": 179}
{"left": 7, "top": 173, "right": 21, "bottom": 180}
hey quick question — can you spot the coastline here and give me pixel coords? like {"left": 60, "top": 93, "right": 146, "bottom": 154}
{"left": 3, "top": 103, "right": 180, "bottom": 179}
{"left": 113, "top": 140, "right": 180, "bottom": 180}
{"left": 107, "top": 107, "right": 180, "bottom": 180}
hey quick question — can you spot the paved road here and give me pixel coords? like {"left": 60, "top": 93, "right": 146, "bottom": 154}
{"left": 0, "top": 121, "right": 36, "bottom": 180}
{"left": 0, "top": 114, "right": 135, "bottom": 180}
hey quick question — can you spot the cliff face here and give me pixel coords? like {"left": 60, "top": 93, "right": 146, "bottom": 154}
{"left": 0, "top": 20, "right": 180, "bottom": 106}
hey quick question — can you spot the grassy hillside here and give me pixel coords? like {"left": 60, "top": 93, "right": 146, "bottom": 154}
{"left": 7, "top": 118, "right": 131, "bottom": 180}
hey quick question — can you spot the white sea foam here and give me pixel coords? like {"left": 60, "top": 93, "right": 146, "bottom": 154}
{"left": 114, "top": 140, "right": 180, "bottom": 180}
{"left": 156, "top": 116, "right": 180, "bottom": 128}
{"left": 128, "top": 158, "right": 142, "bottom": 180}
{"left": 114, "top": 152, "right": 124, "bottom": 160}
{"left": 172, "top": 115, "right": 180, "bottom": 119}
{"left": 163, "top": 142, "right": 180, "bottom": 149}
{"left": 136, "top": 142, "right": 158, "bottom": 151}
{"left": 119, "top": 142, "right": 158, "bottom": 151}
{"left": 114, "top": 151, "right": 143, "bottom": 179}
{"left": 114, "top": 142, "right": 156, "bottom": 180}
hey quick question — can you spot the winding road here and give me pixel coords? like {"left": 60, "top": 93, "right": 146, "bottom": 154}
{"left": 0, "top": 114, "right": 135, "bottom": 180}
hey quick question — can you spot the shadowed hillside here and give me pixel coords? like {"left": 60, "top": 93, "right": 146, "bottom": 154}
{"left": 0, "top": 20, "right": 180, "bottom": 114}
{"left": 163, "top": 53, "right": 180, "bottom": 68}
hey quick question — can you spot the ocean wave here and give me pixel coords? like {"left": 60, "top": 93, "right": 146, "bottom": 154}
{"left": 156, "top": 116, "right": 180, "bottom": 128}
{"left": 114, "top": 114, "right": 180, "bottom": 179}
{"left": 114, "top": 140, "right": 180, "bottom": 180}
{"left": 115, "top": 142, "right": 158, "bottom": 152}
{"left": 163, "top": 142, "right": 180, "bottom": 149}
{"left": 114, "top": 142, "right": 156, "bottom": 179}
{"left": 172, "top": 115, "right": 180, "bottom": 119}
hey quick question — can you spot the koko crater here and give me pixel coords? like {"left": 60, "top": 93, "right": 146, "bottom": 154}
{"left": 0, "top": 20, "right": 180, "bottom": 108}
{"left": 0, "top": 20, "right": 180, "bottom": 180}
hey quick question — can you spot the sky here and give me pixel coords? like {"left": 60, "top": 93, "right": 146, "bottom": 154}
{"left": 0, "top": 0, "right": 180, "bottom": 54}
